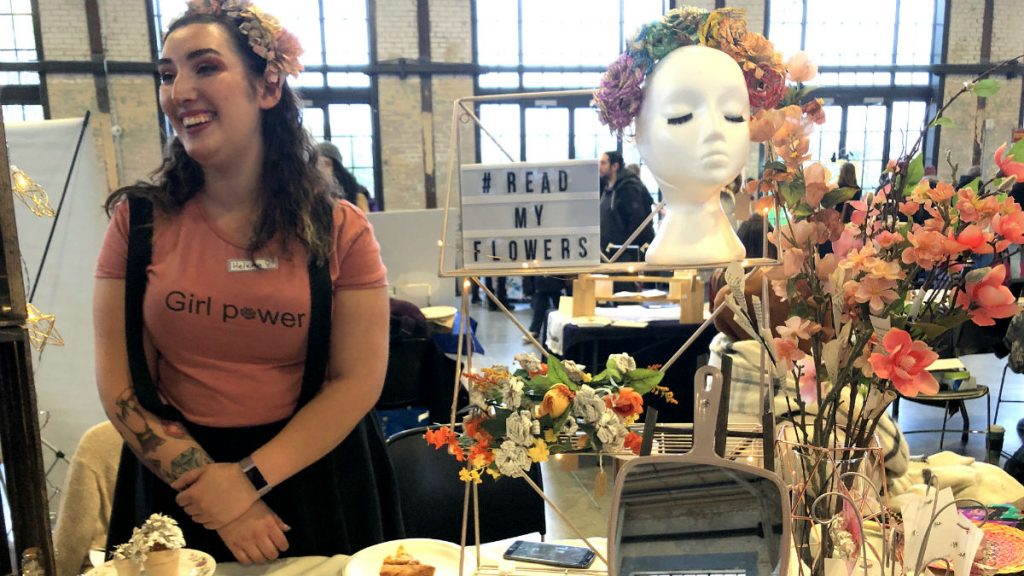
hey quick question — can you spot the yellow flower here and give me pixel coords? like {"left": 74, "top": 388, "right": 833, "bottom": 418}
{"left": 485, "top": 467, "right": 502, "bottom": 480}
{"left": 544, "top": 429, "right": 557, "bottom": 443}
{"left": 541, "top": 384, "right": 575, "bottom": 418}
{"left": 459, "top": 468, "right": 482, "bottom": 485}
{"left": 528, "top": 439, "right": 550, "bottom": 463}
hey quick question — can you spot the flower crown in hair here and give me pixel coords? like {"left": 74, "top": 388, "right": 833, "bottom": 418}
{"left": 185, "top": 0, "right": 304, "bottom": 84}
{"left": 594, "top": 6, "right": 785, "bottom": 136}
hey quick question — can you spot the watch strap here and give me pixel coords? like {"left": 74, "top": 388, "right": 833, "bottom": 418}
{"left": 238, "top": 456, "right": 272, "bottom": 497}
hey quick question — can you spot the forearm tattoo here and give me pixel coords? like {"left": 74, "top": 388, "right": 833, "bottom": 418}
{"left": 114, "top": 389, "right": 165, "bottom": 453}
{"left": 169, "top": 447, "right": 213, "bottom": 482}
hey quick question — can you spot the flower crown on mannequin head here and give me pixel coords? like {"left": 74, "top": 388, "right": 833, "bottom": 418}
{"left": 594, "top": 6, "right": 786, "bottom": 136}
{"left": 184, "top": 0, "right": 304, "bottom": 84}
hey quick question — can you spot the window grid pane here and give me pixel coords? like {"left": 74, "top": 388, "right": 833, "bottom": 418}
{"left": 0, "top": 0, "right": 38, "bottom": 86}
{"left": 521, "top": 0, "right": 619, "bottom": 67}
{"left": 479, "top": 104, "right": 522, "bottom": 164}
{"left": 573, "top": 108, "right": 617, "bottom": 161}
{"left": 2, "top": 104, "right": 43, "bottom": 122}
{"left": 524, "top": 108, "right": 569, "bottom": 162}
{"left": 327, "top": 103, "right": 375, "bottom": 198}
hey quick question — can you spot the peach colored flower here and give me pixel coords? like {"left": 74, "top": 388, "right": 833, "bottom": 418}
{"left": 994, "top": 211, "right": 1024, "bottom": 244}
{"left": 783, "top": 247, "right": 806, "bottom": 276}
{"left": 777, "top": 316, "right": 821, "bottom": 340}
{"left": 927, "top": 181, "right": 955, "bottom": 203}
{"left": 804, "top": 163, "right": 829, "bottom": 207}
{"left": 540, "top": 383, "right": 575, "bottom": 418}
{"left": 749, "top": 108, "right": 785, "bottom": 143}
{"left": 623, "top": 431, "right": 643, "bottom": 455}
{"left": 868, "top": 328, "right": 938, "bottom": 398}
{"left": 866, "top": 259, "right": 904, "bottom": 281}
{"left": 898, "top": 201, "right": 921, "bottom": 218}
{"left": 604, "top": 387, "right": 644, "bottom": 419}
{"left": 853, "top": 277, "right": 899, "bottom": 314}
{"left": 774, "top": 337, "right": 805, "bottom": 371}
{"left": 875, "top": 230, "right": 903, "bottom": 249}
{"left": 902, "top": 229, "right": 963, "bottom": 270}
{"left": 786, "top": 51, "right": 818, "bottom": 83}
{"left": 954, "top": 224, "right": 994, "bottom": 254}
{"left": 909, "top": 180, "right": 932, "bottom": 202}
{"left": 838, "top": 244, "right": 878, "bottom": 274}
{"left": 801, "top": 98, "right": 826, "bottom": 125}
{"left": 815, "top": 253, "right": 838, "bottom": 281}
{"left": 832, "top": 226, "right": 864, "bottom": 258}
{"left": 956, "top": 265, "right": 1019, "bottom": 326}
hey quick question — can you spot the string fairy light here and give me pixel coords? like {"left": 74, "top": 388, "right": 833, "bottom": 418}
{"left": 26, "top": 302, "right": 64, "bottom": 351}
{"left": 10, "top": 165, "right": 55, "bottom": 217}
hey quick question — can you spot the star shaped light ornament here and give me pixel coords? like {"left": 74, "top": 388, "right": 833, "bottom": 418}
{"left": 26, "top": 303, "right": 64, "bottom": 351}
{"left": 10, "top": 166, "right": 55, "bottom": 217}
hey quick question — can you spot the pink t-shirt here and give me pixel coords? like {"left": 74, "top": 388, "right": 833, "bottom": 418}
{"left": 95, "top": 197, "right": 387, "bottom": 427}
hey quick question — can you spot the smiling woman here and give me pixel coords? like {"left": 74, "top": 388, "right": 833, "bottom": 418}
{"left": 93, "top": 0, "right": 402, "bottom": 567}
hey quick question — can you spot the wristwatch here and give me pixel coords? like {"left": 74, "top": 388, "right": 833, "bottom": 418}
{"left": 238, "top": 456, "right": 272, "bottom": 497}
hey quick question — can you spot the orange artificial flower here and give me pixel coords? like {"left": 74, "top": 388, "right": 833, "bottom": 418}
{"left": 425, "top": 426, "right": 456, "bottom": 449}
{"left": 956, "top": 265, "right": 1019, "bottom": 326}
{"left": 540, "top": 383, "right": 575, "bottom": 418}
{"left": 624, "top": 432, "right": 643, "bottom": 455}
{"left": 868, "top": 328, "right": 938, "bottom": 398}
{"left": 604, "top": 387, "right": 644, "bottom": 419}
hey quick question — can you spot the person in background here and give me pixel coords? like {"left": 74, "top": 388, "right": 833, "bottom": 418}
{"left": 94, "top": 1, "right": 401, "bottom": 565}
{"left": 53, "top": 422, "right": 122, "bottom": 576}
{"left": 317, "top": 141, "right": 373, "bottom": 213}
{"left": 523, "top": 275, "right": 566, "bottom": 343}
{"left": 598, "top": 150, "right": 655, "bottom": 262}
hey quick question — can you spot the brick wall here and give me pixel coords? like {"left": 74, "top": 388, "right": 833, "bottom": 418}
{"left": 378, "top": 75, "right": 427, "bottom": 209}
{"left": 429, "top": 0, "right": 471, "bottom": 64}
{"left": 938, "top": 0, "right": 1024, "bottom": 180}
{"left": 35, "top": 0, "right": 161, "bottom": 192}
{"left": 376, "top": 0, "right": 419, "bottom": 61}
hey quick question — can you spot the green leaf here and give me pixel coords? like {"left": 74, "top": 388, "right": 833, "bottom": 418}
{"left": 765, "top": 161, "right": 788, "bottom": 173}
{"left": 822, "top": 187, "right": 859, "bottom": 209}
{"left": 604, "top": 358, "right": 624, "bottom": 382}
{"left": 962, "top": 177, "right": 980, "bottom": 193}
{"left": 625, "top": 368, "right": 665, "bottom": 395}
{"left": 792, "top": 202, "right": 814, "bottom": 219}
{"left": 1008, "top": 139, "right": 1024, "bottom": 162}
{"left": 903, "top": 154, "right": 924, "bottom": 193}
{"left": 930, "top": 116, "right": 955, "bottom": 128}
{"left": 779, "top": 181, "right": 803, "bottom": 208}
{"left": 545, "top": 355, "right": 577, "bottom": 391}
{"left": 481, "top": 411, "right": 510, "bottom": 439}
{"left": 524, "top": 375, "right": 554, "bottom": 395}
{"left": 971, "top": 78, "right": 1001, "bottom": 98}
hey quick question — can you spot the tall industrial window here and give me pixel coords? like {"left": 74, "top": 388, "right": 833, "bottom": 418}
{"left": 151, "top": 0, "right": 377, "bottom": 200}
{"left": 0, "top": 0, "right": 43, "bottom": 119}
{"left": 769, "top": 0, "right": 937, "bottom": 189}
{"left": 474, "top": 0, "right": 669, "bottom": 194}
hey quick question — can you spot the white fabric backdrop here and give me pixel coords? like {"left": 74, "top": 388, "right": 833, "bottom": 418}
{"left": 7, "top": 116, "right": 111, "bottom": 502}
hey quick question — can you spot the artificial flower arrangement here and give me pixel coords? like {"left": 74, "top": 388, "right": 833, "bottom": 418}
{"left": 425, "top": 352, "right": 671, "bottom": 482}
{"left": 738, "top": 57, "right": 1023, "bottom": 450}
{"left": 111, "top": 513, "right": 186, "bottom": 576}
{"left": 729, "top": 47, "right": 1024, "bottom": 568}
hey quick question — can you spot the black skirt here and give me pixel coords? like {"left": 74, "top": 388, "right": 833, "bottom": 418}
{"left": 106, "top": 414, "right": 404, "bottom": 562}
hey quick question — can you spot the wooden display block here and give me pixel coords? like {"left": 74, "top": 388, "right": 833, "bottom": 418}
{"left": 570, "top": 272, "right": 705, "bottom": 323}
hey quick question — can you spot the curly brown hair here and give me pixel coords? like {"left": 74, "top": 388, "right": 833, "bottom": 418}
{"left": 105, "top": 11, "right": 335, "bottom": 264}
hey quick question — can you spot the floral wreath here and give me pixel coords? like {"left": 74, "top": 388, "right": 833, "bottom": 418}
{"left": 185, "top": 0, "right": 304, "bottom": 84}
{"left": 594, "top": 6, "right": 786, "bottom": 136}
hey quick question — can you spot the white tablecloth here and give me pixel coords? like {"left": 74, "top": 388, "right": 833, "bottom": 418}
{"left": 545, "top": 305, "right": 682, "bottom": 354}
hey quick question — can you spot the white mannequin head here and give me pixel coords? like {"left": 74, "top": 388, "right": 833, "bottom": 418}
{"left": 635, "top": 45, "right": 750, "bottom": 205}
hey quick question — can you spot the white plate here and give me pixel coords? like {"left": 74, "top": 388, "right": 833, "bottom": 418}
{"left": 85, "top": 549, "right": 216, "bottom": 576}
{"left": 344, "top": 539, "right": 467, "bottom": 576}
{"left": 420, "top": 306, "right": 457, "bottom": 322}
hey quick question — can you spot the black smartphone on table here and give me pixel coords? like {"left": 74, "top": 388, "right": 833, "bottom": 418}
{"left": 503, "top": 540, "right": 597, "bottom": 569}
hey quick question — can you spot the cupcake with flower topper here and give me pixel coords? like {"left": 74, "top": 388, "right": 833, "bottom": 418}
{"left": 135, "top": 513, "right": 186, "bottom": 576}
